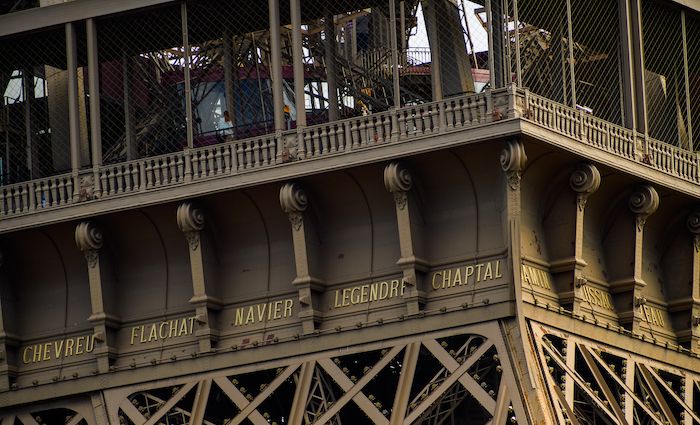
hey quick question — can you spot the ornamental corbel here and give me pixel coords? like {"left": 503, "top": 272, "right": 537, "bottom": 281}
{"left": 500, "top": 140, "right": 527, "bottom": 190}
{"left": 628, "top": 185, "right": 659, "bottom": 231}
{"left": 384, "top": 161, "right": 413, "bottom": 210}
{"left": 280, "top": 182, "right": 308, "bottom": 229}
{"left": 569, "top": 163, "right": 600, "bottom": 211}
{"left": 75, "top": 221, "right": 104, "bottom": 267}
{"left": 177, "top": 201, "right": 205, "bottom": 250}
{"left": 688, "top": 209, "right": 700, "bottom": 252}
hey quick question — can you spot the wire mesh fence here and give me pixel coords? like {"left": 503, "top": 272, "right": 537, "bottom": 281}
{"left": 515, "top": 0, "right": 622, "bottom": 125}
{"left": 97, "top": 3, "right": 186, "bottom": 164}
{"left": 0, "top": 0, "right": 698, "bottom": 186}
{"left": 0, "top": 27, "right": 73, "bottom": 184}
{"left": 641, "top": 0, "right": 688, "bottom": 149}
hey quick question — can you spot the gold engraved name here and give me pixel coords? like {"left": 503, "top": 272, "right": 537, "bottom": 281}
{"left": 521, "top": 264, "right": 552, "bottom": 290}
{"left": 333, "top": 279, "right": 406, "bottom": 308}
{"left": 22, "top": 335, "right": 95, "bottom": 365}
{"left": 130, "top": 316, "right": 195, "bottom": 345}
{"left": 642, "top": 305, "right": 666, "bottom": 327}
{"left": 234, "top": 299, "right": 294, "bottom": 326}
{"left": 581, "top": 285, "right": 615, "bottom": 311}
{"left": 432, "top": 260, "right": 502, "bottom": 290}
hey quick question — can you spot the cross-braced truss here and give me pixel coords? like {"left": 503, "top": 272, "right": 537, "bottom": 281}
{"left": 101, "top": 322, "right": 527, "bottom": 425}
{"left": 531, "top": 323, "right": 700, "bottom": 425}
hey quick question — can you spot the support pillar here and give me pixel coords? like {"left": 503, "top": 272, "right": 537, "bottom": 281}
{"left": 687, "top": 211, "right": 700, "bottom": 354}
{"left": 269, "top": 0, "right": 285, "bottom": 131}
{"left": 384, "top": 162, "right": 427, "bottom": 315}
{"left": 123, "top": 54, "right": 137, "bottom": 160}
{"left": 324, "top": 8, "right": 339, "bottom": 121}
{"left": 182, "top": 2, "right": 194, "bottom": 149}
{"left": 389, "top": 0, "right": 401, "bottom": 108}
{"left": 86, "top": 19, "right": 102, "bottom": 198}
{"left": 423, "top": 0, "right": 443, "bottom": 100}
{"left": 66, "top": 22, "right": 81, "bottom": 200}
{"left": 177, "top": 201, "right": 221, "bottom": 353}
{"left": 629, "top": 0, "right": 647, "bottom": 135}
{"left": 223, "top": 31, "right": 237, "bottom": 132}
{"left": 75, "top": 221, "right": 119, "bottom": 373}
{"left": 0, "top": 252, "right": 16, "bottom": 391}
{"left": 280, "top": 182, "right": 323, "bottom": 334}
{"left": 567, "top": 164, "right": 602, "bottom": 317}
{"left": 290, "top": 0, "right": 306, "bottom": 130}
{"left": 618, "top": 0, "right": 637, "bottom": 130}
{"left": 611, "top": 185, "right": 658, "bottom": 332}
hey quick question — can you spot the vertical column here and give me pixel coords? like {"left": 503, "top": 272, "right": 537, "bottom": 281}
{"left": 123, "top": 54, "right": 137, "bottom": 160}
{"left": 491, "top": 0, "right": 504, "bottom": 88}
{"left": 565, "top": 0, "right": 576, "bottom": 107}
{"left": 75, "top": 221, "right": 118, "bottom": 373}
{"left": 66, "top": 22, "right": 81, "bottom": 187}
{"left": 687, "top": 211, "right": 700, "bottom": 354}
{"left": 0, "top": 252, "right": 15, "bottom": 391}
{"left": 223, "top": 31, "right": 237, "bottom": 133}
{"left": 629, "top": 0, "right": 648, "bottom": 135}
{"left": 568, "top": 163, "right": 601, "bottom": 313}
{"left": 86, "top": 19, "right": 103, "bottom": 198}
{"left": 22, "top": 69, "right": 33, "bottom": 179}
{"left": 280, "top": 182, "right": 323, "bottom": 334}
{"left": 290, "top": 0, "right": 306, "bottom": 128}
{"left": 618, "top": 0, "right": 637, "bottom": 130}
{"left": 625, "top": 185, "right": 659, "bottom": 331}
{"left": 269, "top": 0, "right": 285, "bottom": 131}
{"left": 182, "top": 2, "right": 194, "bottom": 149}
{"left": 384, "top": 162, "right": 427, "bottom": 315}
{"left": 177, "top": 201, "right": 220, "bottom": 353}
{"left": 681, "top": 11, "right": 693, "bottom": 149}
{"left": 324, "top": 8, "right": 339, "bottom": 121}
{"left": 423, "top": 0, "right": 443, "bottom": 100}
{"left": 389, "top": 0, "right": 401, "bottom": 108}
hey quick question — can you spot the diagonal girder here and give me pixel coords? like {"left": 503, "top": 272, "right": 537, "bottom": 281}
{"left": 143, "top": 382, "right": 197, "bottom": 425}
{"left": 405, "top": 339, "right": 495, "bottom": 424}
{"left": 314, "top": 345, "right": 405, "bottom": 425}
{"left": 212, "top": 376, "right": 269, "bottom": 425}
{"left": 643, "top": 365, "right": 700, "bottom": 423}
{"left": 227, "top": 364, "right": 300, "bottom": 425}
{"left": 423, "top": 338, "right": 497, "bottom": 414}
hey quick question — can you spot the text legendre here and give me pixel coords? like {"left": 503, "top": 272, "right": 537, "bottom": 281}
{"left": 431, "top": 260, "right": 503, "bottom": 290}
{"left": 130, "top": 316, "right": 195, "bottom": 345}
{"left": 333, "top": 279, "right": 406, "bottom": 308}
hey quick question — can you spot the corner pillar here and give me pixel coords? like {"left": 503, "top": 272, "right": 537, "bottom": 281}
{"left": 384, "top": 162, "right": 427, "bottom": 315}
{"left": 177, "top": 201, "right": 220, "bottom": 353}
{"left": 280, "top": 182, "right": 323, "bottom": 334}
{"left": 75, "top": 221, "right": 119, "bottom": 373}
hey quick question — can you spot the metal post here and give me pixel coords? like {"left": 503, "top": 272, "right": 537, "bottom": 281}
{"left": 390, "top": 0, "right": 401, "bottom": 108}
{"left": 291, "top": 0, "right": 306, "bottom": 128}
{"left": 223, "top": 31, "right": 236, "bottom": 131}
{"left": 66, "top": 22, "right": 81, "bottom": 173}
{"left": 486, "top": 0, "right": 495, "bottom": 90}
{"left": 400, "top": 1, "right": 406, "bottom": 53}
{"left": 491, "top": 0, "right": 504, "bottom": 88}
{"left": 22, "top": 68, "right": 32, "bottom": 179}
{"left": 513, "top": 0, "right": 521, "bottom": 86}
{"left": 324, "top": 8, "right": 339, "bottom": 121}
{"left": 86, "top": 19, "right": 102, "bottom": 167}
{"left": 682, "top": 11, "right": 693, "bottom": 150}
{"left": 630, "top": 0, "right": 647, "bottom": 135}
{"left": 123, "top": 54, "right": 137, "bottom": 160}
{"left": 566, "top": 0, "right": 577, "bottom": 107}
{"left": 618, "top": 0, "right": 637, "bottom": 130}
{"left": 424, "top": 0, "right": 443, "bottom": 100}
{"left": 269, "top": 0, "right": 285, "bottom": 130}
{"left": 181, "top": 2, "right": 194, "bottom": 149}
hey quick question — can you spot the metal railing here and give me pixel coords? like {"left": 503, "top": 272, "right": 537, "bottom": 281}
{"left": 0, "top": 87, "right": 697, "bottom": 219}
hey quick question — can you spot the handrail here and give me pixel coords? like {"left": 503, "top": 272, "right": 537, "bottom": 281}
{"left": 0, "top": 87, "right": 697, "bottom": 220}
